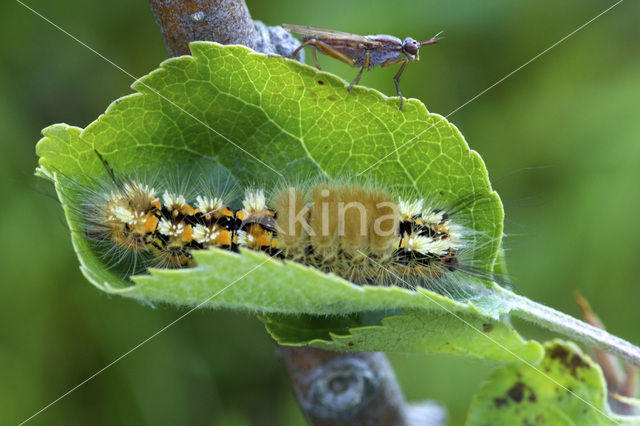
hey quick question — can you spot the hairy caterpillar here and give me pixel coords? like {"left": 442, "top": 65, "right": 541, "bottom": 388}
{"left": 67, "top": 152, "right": 501, "bottom": 293}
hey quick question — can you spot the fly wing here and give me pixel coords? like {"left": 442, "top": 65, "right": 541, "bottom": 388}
{"left": 282, "top": 24, "right": 382, "bottom": 47}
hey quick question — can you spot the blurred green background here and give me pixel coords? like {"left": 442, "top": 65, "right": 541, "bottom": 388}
{"left": 1, "top": 0, "right": 639, "bottom": 424}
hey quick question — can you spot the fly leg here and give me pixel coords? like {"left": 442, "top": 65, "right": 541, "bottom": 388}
{"left": 311, "top": 48, "right": 321, "bottom": 69}
{"left": 393, "top": 58, "right": 409, "bottom": 110}
{"left": 285, "top": 40, "right": 321, "bottom": 69}
{"left": 381, "top": 56, "right": 410, "bottom": 110}
{"left": 348, "top": 52, "right": 370, "bottom": 93}
{"left": 287, "top": 39, "right": 356, "bottom": 68}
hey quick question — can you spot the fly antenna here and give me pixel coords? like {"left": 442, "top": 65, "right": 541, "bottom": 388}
{"left": 420, "top": 30, "right": 444, "bottom": 46}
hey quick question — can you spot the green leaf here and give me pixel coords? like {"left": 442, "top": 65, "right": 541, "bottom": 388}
{"left": 35, "top": 42, "right": 534, "bottom": 356}
{"left": 466, "top": 340, "right": 640, "bottom": 425}
{"left": 262, "top": 308, "right": 543, "bottom": 363}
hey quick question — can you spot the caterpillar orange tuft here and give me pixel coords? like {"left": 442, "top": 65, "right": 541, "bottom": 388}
{"left": 66, "top": 151, "right": 504, "bottom": 295}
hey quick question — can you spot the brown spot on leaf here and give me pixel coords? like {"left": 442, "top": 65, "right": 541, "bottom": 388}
{"left": 494, "top": 397, "right": 509, "bottom": 408}
{"left": 508, "top": 382, "right": 525, "bottom": 403}
{"left": 317, "top": 80, "right": 325, "bottom": 85}
{"left": 548, "top": 344, "right": 589, "bottom": 377}
{"left": 570, "top": 354, "right": 589, "bottom": 373}
{"left": 482, "top": 323, "right": 494, "bottom": 332}
{"left": 507, "top": 381, "right": 537, "bottom": 404}
{"left": 548, "top": 344, "right": 570, "bottom": 362}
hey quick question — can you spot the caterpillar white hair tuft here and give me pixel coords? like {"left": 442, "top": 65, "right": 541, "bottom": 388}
{"left": 62, "top": 151, "right": 505, "bottom": 298}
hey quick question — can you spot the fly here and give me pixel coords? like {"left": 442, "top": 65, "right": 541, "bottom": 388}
{"left": 282, "top": 24, "right": 442, "bottom": 110}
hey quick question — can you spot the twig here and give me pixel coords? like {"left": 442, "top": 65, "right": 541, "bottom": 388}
{"left": 148, "top": 0, "right": 256, "bottom": 56}
{"left": 147, "top": 0, "right": 303, "bottom": 58}
{"left": 279, "top": 346, "right": 446, "bottom": 426}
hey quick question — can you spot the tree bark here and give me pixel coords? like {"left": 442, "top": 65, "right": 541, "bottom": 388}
{"left": 148, "top": 0, "right": 256, "bottom": 56}
{"left": 280, "top": 347, "right": 446, "bottom": 425}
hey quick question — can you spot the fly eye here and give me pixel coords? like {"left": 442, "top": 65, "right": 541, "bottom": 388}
{"left": 404, "top": 43, "right": 419, "bottom": 55}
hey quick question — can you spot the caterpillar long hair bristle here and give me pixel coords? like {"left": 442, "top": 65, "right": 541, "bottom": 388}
{"left": 64, "top": 152, "right": 505, "bottom": 299}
